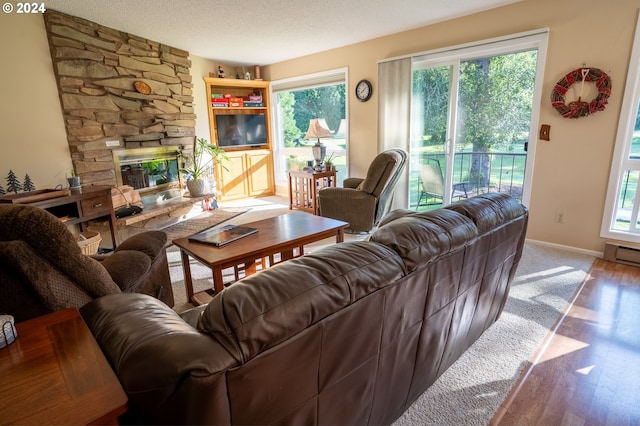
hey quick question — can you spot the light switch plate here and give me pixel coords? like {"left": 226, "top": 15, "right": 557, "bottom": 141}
{"left": 540, "top": 124, "right": 550, "bottom": 141}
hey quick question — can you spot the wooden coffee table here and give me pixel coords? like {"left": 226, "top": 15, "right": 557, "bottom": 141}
{"left": 173, "top": 212, "right": 349, "bottom": 305}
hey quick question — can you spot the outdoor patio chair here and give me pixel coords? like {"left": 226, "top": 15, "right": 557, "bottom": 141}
{"left": 416, "top": 158, "right": 468, "bottom": 207}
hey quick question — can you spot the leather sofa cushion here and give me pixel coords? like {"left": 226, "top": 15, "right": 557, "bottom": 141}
{"left": 369, "top": 208, "right": 477, "bottom": 272}
{"left": 198, "top": 241, "right": 405, "bottom": 363}
{"left": 445, "top": 192, "right": 526, "bottom": 234}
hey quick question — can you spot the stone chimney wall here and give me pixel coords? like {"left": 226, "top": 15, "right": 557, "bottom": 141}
{"left": 43, "top": 10, "right": 195, "bottom": 187}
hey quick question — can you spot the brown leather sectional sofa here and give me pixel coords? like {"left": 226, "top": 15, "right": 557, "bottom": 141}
{"left": 81, "top": 192, "right": 528, "bottom": 425}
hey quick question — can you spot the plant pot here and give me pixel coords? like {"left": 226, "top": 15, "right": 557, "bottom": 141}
{"left": 67, "top": 176, "right": 80, "bottom": 188}
{"left": 186, "top": 179, "right": 206, "bottom": 196}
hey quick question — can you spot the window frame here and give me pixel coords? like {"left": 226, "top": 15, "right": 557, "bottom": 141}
{"left": 600, "top": 12, "right": 640, "bottom": 242}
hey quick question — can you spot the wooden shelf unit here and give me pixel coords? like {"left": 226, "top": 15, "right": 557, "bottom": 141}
{"left": 204, "top": 78, "right": 275, "bottom": 200}
{"left": 1, "top": 185, "right": 119, "bottom": 249}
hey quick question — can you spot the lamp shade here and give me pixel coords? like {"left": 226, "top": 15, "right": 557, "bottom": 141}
{"left": 304, "top": 118, "right": 333, "bottom": 140}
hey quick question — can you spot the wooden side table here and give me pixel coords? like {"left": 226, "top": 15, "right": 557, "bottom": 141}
{"left": 288, "top": 170, "right": 337, "bottom": 214}
{"left": 0, "top": 309, "right": 128, "bottom": 425}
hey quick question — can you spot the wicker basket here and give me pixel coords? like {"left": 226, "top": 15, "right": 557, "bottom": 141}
{"left": 77, "top": 231, "right": 102, "bottom": 255}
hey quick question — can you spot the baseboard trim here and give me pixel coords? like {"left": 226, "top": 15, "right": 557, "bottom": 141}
{"left": 525, "top": 238, "right": 602, "bottom": 259}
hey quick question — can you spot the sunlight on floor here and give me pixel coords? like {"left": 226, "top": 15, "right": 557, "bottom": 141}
{"left": 218, "top": 195, "right": 289, "bottom": 211}
{"left": 535, "top": 333, "right": 590, "bottom": 364}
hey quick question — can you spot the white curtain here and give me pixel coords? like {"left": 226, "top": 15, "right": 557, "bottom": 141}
{"left": 378, "top": 58, "right": 411, "bottom": 210}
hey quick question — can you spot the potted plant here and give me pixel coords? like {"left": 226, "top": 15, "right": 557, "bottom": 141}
{"left": 324, "top": 152, "right": 338, "bottom": 171}
{"left": 67, "top": 170, "right": 80, "bottom": 188}
{"left": 180, "top": 137, "right": 229, "bottom": 196}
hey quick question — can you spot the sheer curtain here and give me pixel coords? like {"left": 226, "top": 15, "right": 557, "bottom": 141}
{"left": 378, "top": 57, "right": 411, "bottom": 210}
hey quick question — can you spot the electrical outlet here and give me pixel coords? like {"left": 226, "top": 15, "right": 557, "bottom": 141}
{"left": 556, "top": 212, "right": 564, "bottom": 224}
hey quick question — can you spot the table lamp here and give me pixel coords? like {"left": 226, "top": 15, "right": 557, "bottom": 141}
{"left": 304, "top": 118, "right": 333, "bottom": 170}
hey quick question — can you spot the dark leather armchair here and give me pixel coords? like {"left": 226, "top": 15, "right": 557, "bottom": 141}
{"left": 0, "top": 204, "right": 173, "bottom": 322}
{"left": 317, "top": 148, "right": 407, "bottom": 232}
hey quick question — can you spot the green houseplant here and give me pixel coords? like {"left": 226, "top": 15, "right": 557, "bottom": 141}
{"left": 324, "top": 152, "right": 338, "bottom": 171}
{"left": 180, "top": 137, "right": 229, "bottom": 196}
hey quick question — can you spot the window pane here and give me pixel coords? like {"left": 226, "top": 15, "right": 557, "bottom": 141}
{"left": 629, "top": 102, "right": 640, "bottom": 159}
{"left": 274, "top": 84, "right": 346, "bottom": 184}
{"left": 410, "top": 65, "right": 451, "bottom": 210}
{"left": 613, "top": 170, "right": 639, "bottom": 231}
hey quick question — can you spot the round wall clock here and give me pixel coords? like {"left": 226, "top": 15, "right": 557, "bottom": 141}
{"left": 355, "top": 79, "right": 373, "bottom": 102}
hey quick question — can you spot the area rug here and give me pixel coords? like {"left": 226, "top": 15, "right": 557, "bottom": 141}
{"left": 162, "top": 208, "right": 248, "bottom": 246}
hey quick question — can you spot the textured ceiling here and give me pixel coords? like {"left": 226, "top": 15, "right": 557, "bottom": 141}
{"left": 45, "top": 0, "right": 520, "bottom": 65}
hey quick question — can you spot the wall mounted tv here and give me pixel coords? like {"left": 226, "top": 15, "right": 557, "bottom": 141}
{"left": 215, "top": 114, "right": 268, "bottom": 148}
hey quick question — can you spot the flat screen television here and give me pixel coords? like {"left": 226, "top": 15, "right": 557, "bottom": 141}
{"left": 215, "top": 114, "right": 268, "bottom": 148}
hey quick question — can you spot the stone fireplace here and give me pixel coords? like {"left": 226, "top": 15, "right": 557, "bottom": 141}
{"left": 43, "top": 10, "right": 196, "bottom": 189}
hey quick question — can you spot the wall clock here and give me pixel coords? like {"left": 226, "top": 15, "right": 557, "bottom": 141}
{"left": 355, "top": 79, "right": 373, "bottom": 102}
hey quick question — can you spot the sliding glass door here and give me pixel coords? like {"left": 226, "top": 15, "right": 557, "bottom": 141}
{"left": 410, "top": 34, "right": 547, "bottom": 210}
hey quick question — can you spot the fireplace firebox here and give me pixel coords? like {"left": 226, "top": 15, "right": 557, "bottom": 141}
{"left": 113, "top": 147, "right": 181, "bottom": 193}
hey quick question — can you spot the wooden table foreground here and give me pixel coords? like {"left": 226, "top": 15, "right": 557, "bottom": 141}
{"left": 0, "top": 308, "right": 127, "bottom": 425}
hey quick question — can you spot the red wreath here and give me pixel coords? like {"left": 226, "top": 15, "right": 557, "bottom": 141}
{"left": 551, "top": 67, "right": 612, "bottom": 119}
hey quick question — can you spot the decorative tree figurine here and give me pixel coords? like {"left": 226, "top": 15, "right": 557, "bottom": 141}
{"left": 23, "top": 174, "right": 36, "bottom": 192}
{"left": 0, "top": 184, "right": 5, "bottom": 195}
{"left": 6, "top": 170, "right": 22, "bottom": 194}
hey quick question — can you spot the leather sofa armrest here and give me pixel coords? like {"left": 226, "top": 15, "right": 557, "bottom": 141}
{"left": 81, "top": 294, "right": 237, "bottom": 418}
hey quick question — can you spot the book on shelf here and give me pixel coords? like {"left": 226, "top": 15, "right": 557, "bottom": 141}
{"left": 243, "top": 102, "right": 264, "bottom": 107}
{"left": 212, "top": 102, "right": 229, "bottom": 107}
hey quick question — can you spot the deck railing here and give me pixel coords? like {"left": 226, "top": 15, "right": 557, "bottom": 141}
{"left": 410, "top": 151, "right": 526, "bottom": 209}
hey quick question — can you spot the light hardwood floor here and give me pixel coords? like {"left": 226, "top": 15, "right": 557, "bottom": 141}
{"left": 491, "top": 258, "right": 640, "bottom": 425}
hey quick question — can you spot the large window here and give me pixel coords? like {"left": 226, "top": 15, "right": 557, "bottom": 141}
{"left": 601, "top": 12, "right": 640, "bottom": 242}
{"left": 271, "top": 69, "right": 347, "bottom": 186}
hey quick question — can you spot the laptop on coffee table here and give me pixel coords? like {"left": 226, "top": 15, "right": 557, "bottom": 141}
{"left": 188, "top": 224, "right": 258, "bottom": 247}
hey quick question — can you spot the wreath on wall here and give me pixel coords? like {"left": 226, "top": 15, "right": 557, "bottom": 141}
{"left": 551, "top": 67, "right": 612, "bottom": 119}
